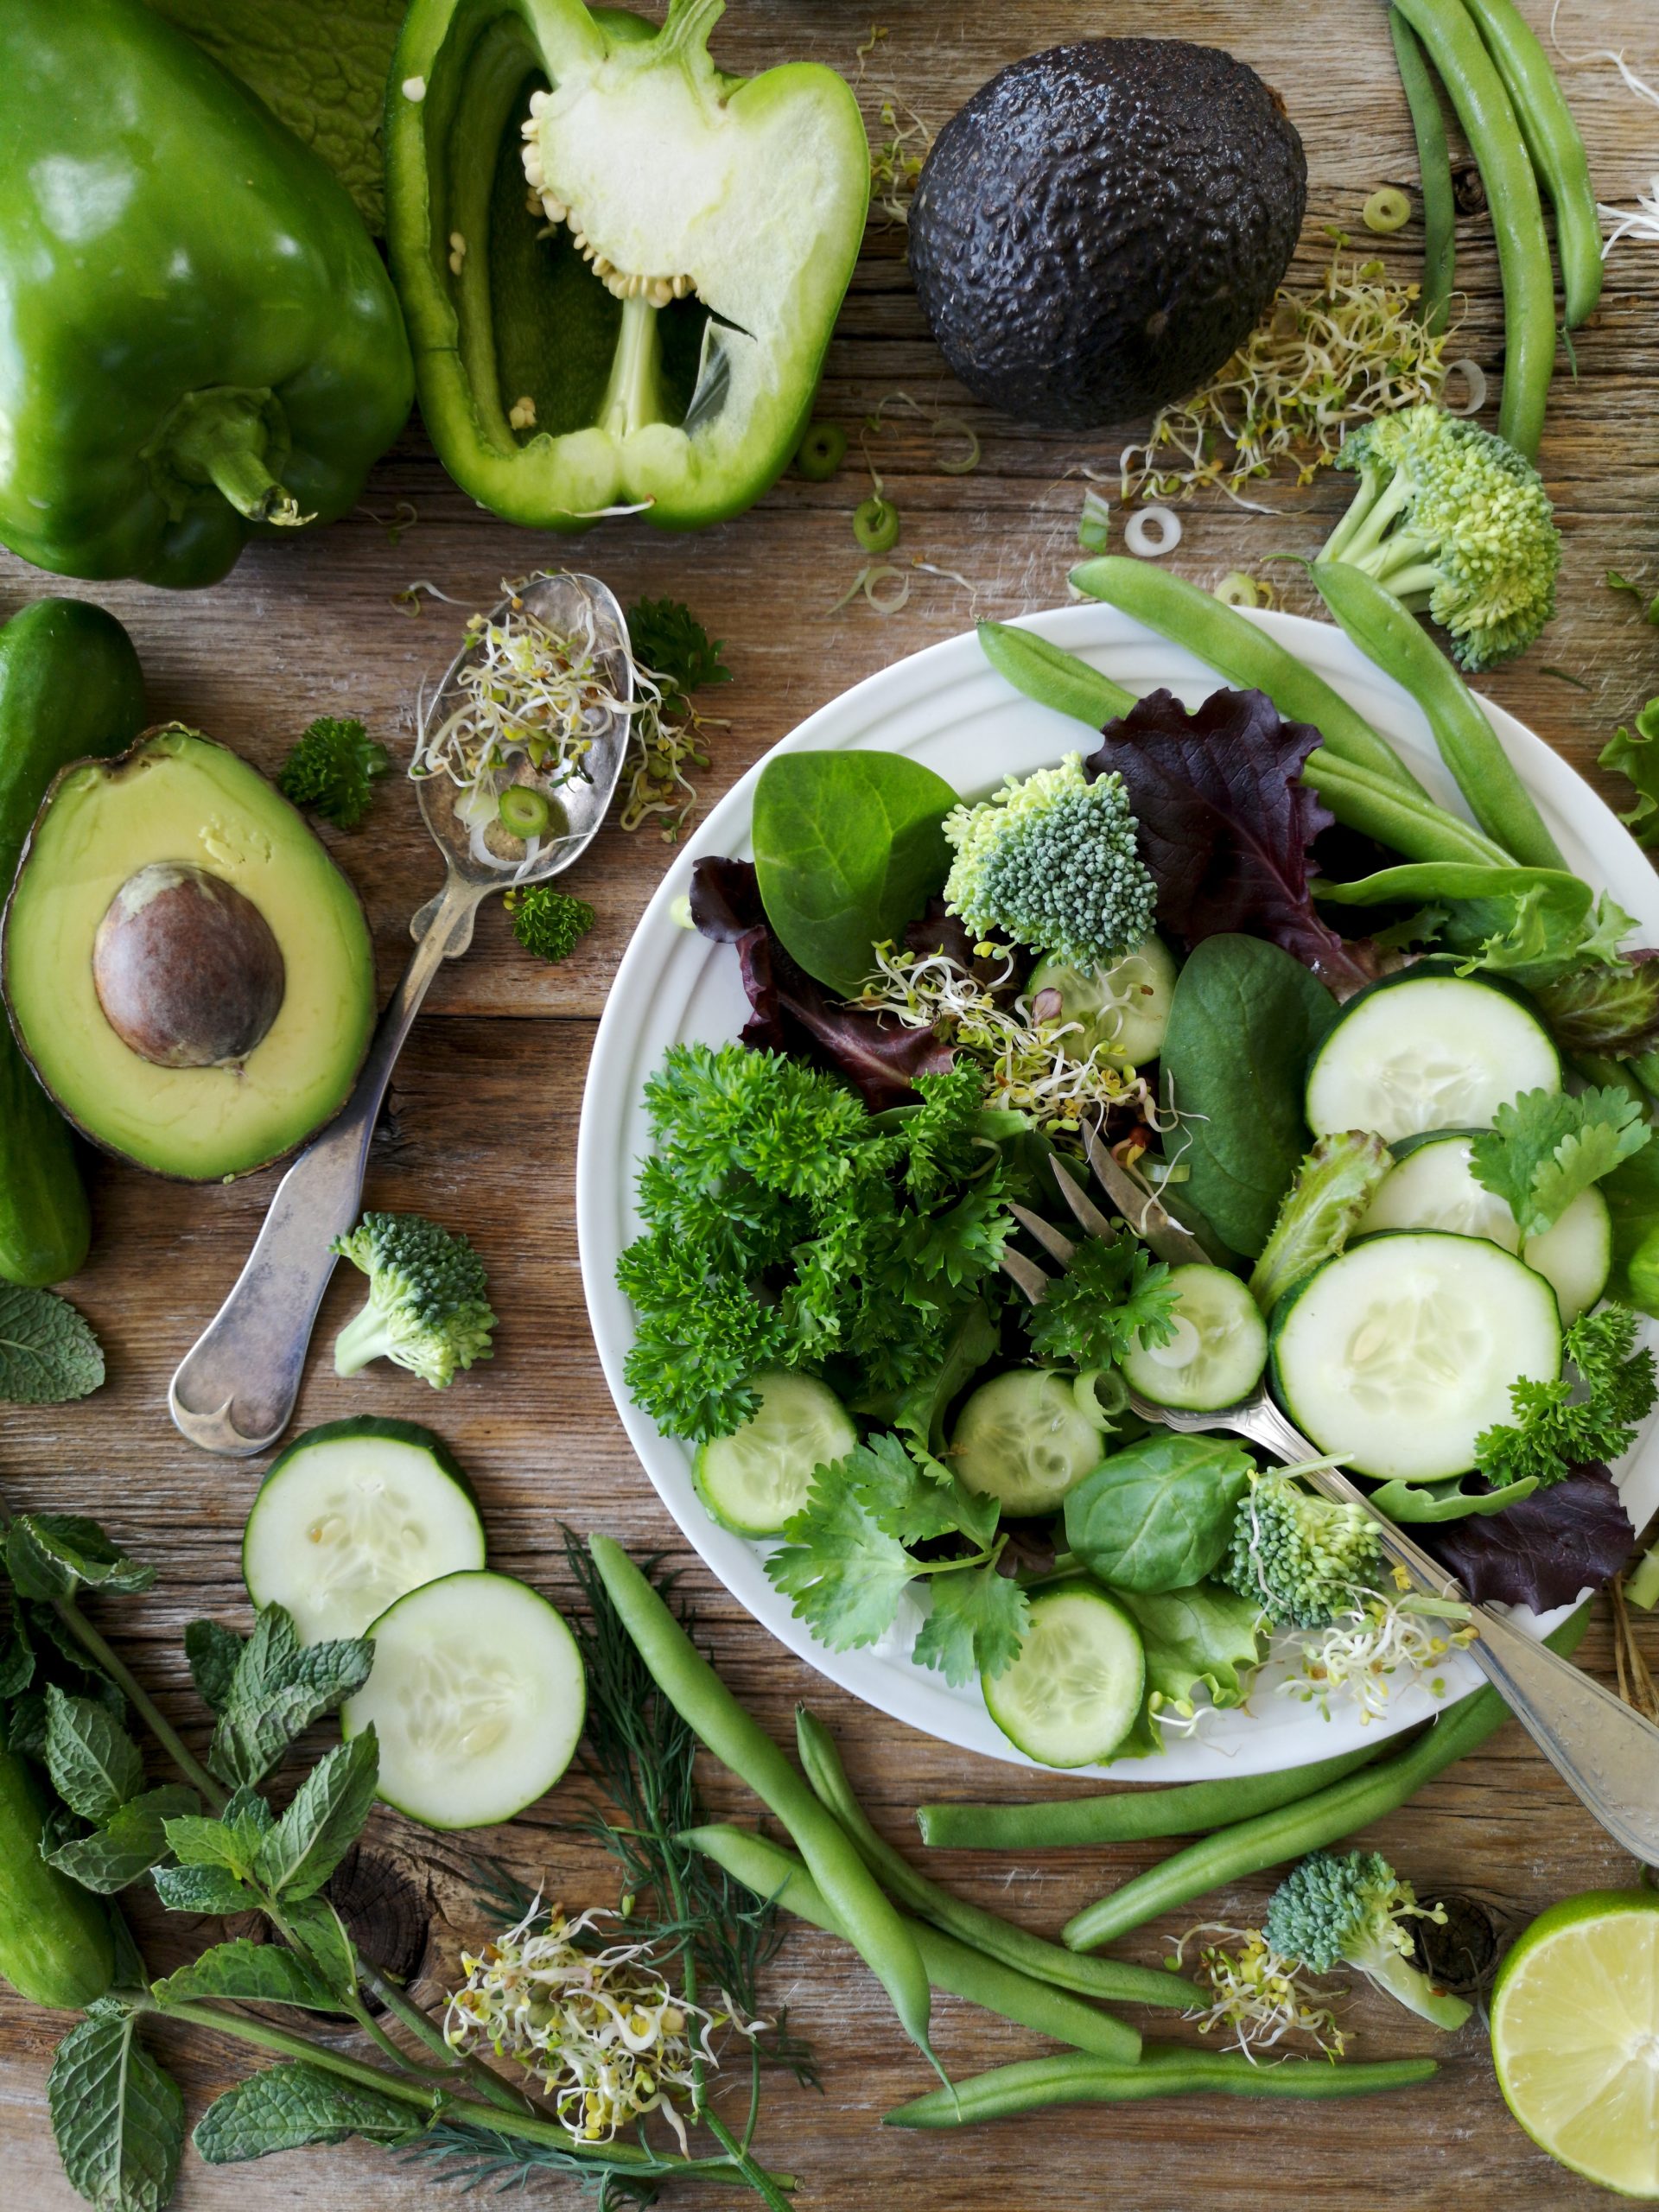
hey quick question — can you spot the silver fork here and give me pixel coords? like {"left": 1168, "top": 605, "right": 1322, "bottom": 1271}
{"left": 1002, "top": 1126, "right": 1659, "bottom": 1864}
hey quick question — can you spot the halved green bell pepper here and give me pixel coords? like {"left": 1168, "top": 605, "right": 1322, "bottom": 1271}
{"left": 385, "top": 0, "right": 869, "bottom": 530}
{"left": 0, "top": 0, "right": 413, "bottom": 588}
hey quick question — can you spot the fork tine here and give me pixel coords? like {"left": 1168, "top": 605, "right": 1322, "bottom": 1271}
{"left": 999, "top": 1248, "right": 1052, "bottom": 1305}
{"left": 1081, "top": 1119, "right": 1207, "bottom": 1267}
{"left": 1008, "top": 1201, "right": 1076, "bottom": 1266}
{"left": 1048, "top": 1153, "right": 1118, "bottom": 1243}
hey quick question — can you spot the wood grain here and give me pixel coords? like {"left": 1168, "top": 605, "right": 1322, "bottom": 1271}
{"left": 5, "top": 1, "right": 1659, "bottom": 2204}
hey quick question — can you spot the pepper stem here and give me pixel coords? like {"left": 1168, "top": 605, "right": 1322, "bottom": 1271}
{"left": 162, "top": 388, "right": 312, "bottom": 528}
{"left": 658, "top": 0, "right": 726, "bottom": 62}
{"left": 600, "top": 294, "right": 666, "bottom": 441}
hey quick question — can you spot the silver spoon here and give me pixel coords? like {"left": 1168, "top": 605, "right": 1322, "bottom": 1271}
{"left": 168, "top": 570, "right": 632, "bottom": 1455}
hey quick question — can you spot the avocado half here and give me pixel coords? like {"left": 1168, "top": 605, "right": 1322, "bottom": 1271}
{"left": 2, "top": 726, "right": 375, "bottom": 1181}
{"left": 907, "top": 39, "right": 1307, "bottom": 430}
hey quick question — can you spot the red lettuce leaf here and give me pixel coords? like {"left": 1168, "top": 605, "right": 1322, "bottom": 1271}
{"left": 690, "top": 858, "right": 957, "bottom": 1111}
{"left": 1420, "top": 1463, "right": 1632, "bottom": 1611}
{"left": 1084, "top": 686, "right": 1379, "bottom": 992}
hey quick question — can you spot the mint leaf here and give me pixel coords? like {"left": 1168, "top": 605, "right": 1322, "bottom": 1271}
{"left": 154, "top": 1939, "right": 339, "bottom": 2012}
{"left": 44, "top": 1786, "right": 198, "bottom": 1894}
{"left": 45, "top": 1684, "right": 143, "bottom": 1821}
{"left": 162, "top": 1789, "right": 273, "bottom": 1880}
{"left": 193, "top": 2062, "right": 423, "bottom": 2164}
{"left": 252, "top": 1732, "right": 378, "bottom": 1901}
{"left": 6, "top": 1514, "right": 152, "bottom": 1601}
{"left": 0, "top": 1592, "right": 33, "bottom": 1700}
{"left": 48, "top": 2000, "right": 184, "bottom": 2212}
{"left": 152, "top": 1862, "right": 258, "bottom": 1916}
{"left": 766, "top": 1473, "right": 915, "bottom": 1649}
{"left": 912, "top": 1565, "right": 1028, "bottom": 1686}
{"left": 185, "top": 1620, "right": 245, "bottom": 1715}
{"left": 0, "top": 1286, "right": 104, "bottom": 1403}
{"left": 1026, "top": 1234, "right": 1178, "bottom": 1370}
{"left": 280, "top": 1894, "right": 359, "bottom": 1999}
{"left": 1471, "top": 1085, "right": 1651, "bottom": 1237}
{"left": 209, "top": 1606, "right": 372, "bottom": 1789}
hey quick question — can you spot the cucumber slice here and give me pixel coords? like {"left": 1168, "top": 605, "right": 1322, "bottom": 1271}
{"left": 1306, "top": 970, "right": 1560, "bottom": 1143}
{"left": 950, "top": 1369, "right": 1108, "bottom": 1514}
{"left": 693, "top": 1372, "right": 856, "bottom": 1537}
{"left": 243, "top": 1417, "right": 486, "bottom": 1643}
{"left": 1358, "top": 1133, "right": 1611, "bottom": 1325}
{"left": 1119, "top": 1262, "right": 1267, "bottom": 1411}
{"left": 1027, "top": 933, "right": 1178, "bottom": 1066}
{"left": 1269, "top": 1230, "right": 1562, "bottom": 1482}
{"left": 343, "top": 1571, "right": 584, "bottom": 1830}
{"left": 982, "top": 1581, "right": 1144, "bottom": 1768}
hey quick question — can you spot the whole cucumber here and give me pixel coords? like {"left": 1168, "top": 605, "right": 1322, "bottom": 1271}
{"left": 0, "top": 1743, "right": 114, "bottom": 2009}
{"left": 0, "top": 598, "right": 145, "bottom": 1283}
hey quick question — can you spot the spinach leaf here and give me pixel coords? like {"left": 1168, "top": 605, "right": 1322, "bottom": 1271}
{"left": 1604, "top": 1141, "right": 1659, "bottom": 1318}
{"left": 1159, "top": 934, "right": 1339, "bottom": 1259}
{"left": 753, "top": 750, "right": 957, "bottom": 995}
{"left": 1064, "top": 1433, "right": 1253, "bottom": 1592}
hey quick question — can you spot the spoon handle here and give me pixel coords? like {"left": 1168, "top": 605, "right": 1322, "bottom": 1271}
{"left": 168, "top": 878, "right": 482, "bottom": 1455}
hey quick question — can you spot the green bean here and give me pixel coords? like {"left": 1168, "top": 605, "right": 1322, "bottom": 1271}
{"left": 587, "top": 1538, "right": 940, "bottom": 2075}
{"left": 977, "top": 619, "right": 1136, "bottom": 728}
{"left": 1459, "top": 0, "right": 1603, "bottom": 329}
{"left": 1313, "top": 560, "right": 1564, "bottom": 868}
{"left": 792, "top": 1707, "right": 1198, "bottom": 2009}
{"left": 1070, "top": 556, "right": 1430, "bottom": 797}
{"left": 1063, "top": 1605, "right": 1588, "bottom": 1952}
{"left": 1393, "top": 0, "right": 1555, "bottom": 458}
{"left": 884, "top": 2044, "right": 1438, "bottom": 2127}
{"left": 916, "top": 1744, "right": 1380, "bottom": 1852}
{"left": 685, "top": 1824, "right": 1141, "bottom": 2063}
{"left": 1300, "top": 749, "right": 1513, "bottom": 867}
{"left": 1389, "top": 7, "right": 1457, "bottom": 336}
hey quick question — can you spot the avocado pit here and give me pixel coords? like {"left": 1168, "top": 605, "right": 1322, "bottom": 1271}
{"left": 92, "top": 861, "right": 286, "bottom": 1069}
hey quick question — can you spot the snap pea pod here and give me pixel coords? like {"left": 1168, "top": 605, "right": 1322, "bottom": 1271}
{"left": 1313, "top": 561, "right": 1565, "bottom": 868}
{"left": 977, "top": 619, "right": 1136, "bottom": 728}
{"left": 1070, "top": 556, "right": 1429, "bottom": 797}
{"left": 916, "top": 1744, "right": 1379, "bottom": 1851}
{"left": 587, "top": 1538, "right": 940, "bottom": 2075}
{"left": 792, "top": 1707, "right": 1197, "bottom": 2009}
{"left": 1389, "top": 7, "right": 1456, "bottom": 335}
{"left": 885, "top": 2044, "right": 1437, "bottom": 2127}
{"left": 1392, "top": 0, "right": 1555, "bottom": 459}
{"left": 1300, "top": 750, "right": 1513, "bottom": 867}
{"left": 684, "top": 1824, "right": 1141, "bottom": 2063}
{"left": 1459, "top": 0, "right": 1603, "bottom": 330}
{"left": 1063, "top": 1605, "right": 1588, "bottom": 1953}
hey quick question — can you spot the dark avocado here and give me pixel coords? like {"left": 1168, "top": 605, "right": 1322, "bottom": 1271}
{"left": 908, "top": 39, "right": 1306, "bottom": 430}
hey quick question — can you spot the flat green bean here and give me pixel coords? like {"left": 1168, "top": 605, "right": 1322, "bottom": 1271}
{"left": 916, "top": 1744, "right": 1379, "bottom": 1852}
{"left": 884, "top": 2044, "right": 1437, "bottom": 2127}
{"left": 1460, "top": 0, "right": 1603, "bottom": 329}
{"left": 587, "top": 1538, "right": 940, "bottom": 2074}
{"left": 978, "top": 620, "right": 1136, "bottom": 728}
{"left": 1393, "top": 0, "right": 1555, "bottom": 457}
{"left": 1300, "top": 750, "right": 1513, "bottom": 867}
{"left": 1070, "top": 556, "right": 1429, "bottom": 797}
{"left": 791, "top": 1707, "right": 1197, "bottom": 2009}
{"left": 1389, "top": 7, "right": 1457, "bottom": 335}
{"left": 684, "top": 1823, "right": 1141, "bottom": 2063}
{"left": 1063, "top": 1606, "right": 1589, "bottom": 1952}
{"left": 1313, "top": 560, "right": 1564, "bottom": 868}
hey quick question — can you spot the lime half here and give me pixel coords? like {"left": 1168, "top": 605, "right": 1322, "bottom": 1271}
{"left": 1491, "top": 1889, "right": 1659, "bottom": 2196}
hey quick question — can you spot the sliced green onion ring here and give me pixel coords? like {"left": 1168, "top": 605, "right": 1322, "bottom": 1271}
{"left": 498, "top": 784, "right": 552, "bottom": 837}
{"left": 853, "top": 496, "right": 902, "bottom": 554}
{"left": 796, "top": 422, "right": 848, "bottom": 481}
{"left": 1213, "top": 571, "right": 1262, "bottom": 608}
{"left": 1124, "top": 505, "right": 1182, "bottom": 559}
{"left": 1363, "top": 186, "right": 1412, "bottom": 234}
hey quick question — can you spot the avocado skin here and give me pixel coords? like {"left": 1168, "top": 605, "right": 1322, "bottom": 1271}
{"left": 908, "top": 39, "right": 1306, "bottom": 430}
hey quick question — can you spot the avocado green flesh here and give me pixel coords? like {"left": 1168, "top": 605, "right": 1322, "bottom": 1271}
{"left": 4, "top": 730, "right": 374, "bottom": 1179}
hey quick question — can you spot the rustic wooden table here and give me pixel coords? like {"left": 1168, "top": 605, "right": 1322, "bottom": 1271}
{"left": 5, "top": 2, "right": 1659, "bottom": 2204}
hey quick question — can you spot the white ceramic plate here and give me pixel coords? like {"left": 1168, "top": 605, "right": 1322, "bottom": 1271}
{"left": 577, "top": 603, "right": 1659, "bottom": 1776}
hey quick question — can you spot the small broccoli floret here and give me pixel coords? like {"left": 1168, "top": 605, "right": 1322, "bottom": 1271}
{"left": 1319, "top": 404, "right": 1560, "bottom": 671}
{"left": 1218, "top": 1469, "right": 1381, "bottom": 1629}
{"left": 504, "top": 884, "right": 595, "bottom": 963}
{"left": 331, "top": 1211, "right": 496, "bottom": 1389}
{"left": 942, "top": 752, "right": 1156, "bottom": 973}
{"left": 277, "top": 716, "right": 391, "bottom": 828}
{"left": 1263, "top": 1849, "right": 1471, "bottom": 2031}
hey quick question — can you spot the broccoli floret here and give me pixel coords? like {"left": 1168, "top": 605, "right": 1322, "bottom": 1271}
{"left": 1319, "top": 404, "right": 1560, "bottom": 671}
{"left": 504, "top": 883, "right": 595, "bottom": 963}
{"left": 1263, "top": 1849, "right": 1471, "bottom": 2031}
{"left": 331, "top": 1211, "right": 496, "bottom": 1389}
{"left": 942, "top": 752, "right": 1156, "bottom": 973}
{"left": 1218, "top": 1470, "right": 1381, "bottom": 1629}
{"left": 277, "top": 716, "right": 391, "bottom": 829}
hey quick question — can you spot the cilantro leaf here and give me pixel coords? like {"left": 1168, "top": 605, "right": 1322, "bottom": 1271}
{"left": 0, "top": 1287, "right": 105, "bottom": 1403}
{"left": 1471, "top": 1086, "right": 1651, "bottom": 1238}
{"left": 847, "top": 1432, "right": 963, "bottom": 1546}
{"left": 912, "top": 1565, "right": 1029, "bottom": 1686}
{"left": 1477, "top": 1303, "right": 1657, "bottom": 1488}
{"left": 765, "top": 1472, "right": 916, "bottom": 1650}
{"left": 1025, "top": 1235, "right": 1178, "bottom": 1370}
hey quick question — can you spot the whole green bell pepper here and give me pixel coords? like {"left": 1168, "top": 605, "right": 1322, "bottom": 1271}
{"left": 0, "top": 0, "right": 414, "bottom": 588}
{"left": 385, "top": 0, "right": 869, "bottom": 531}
